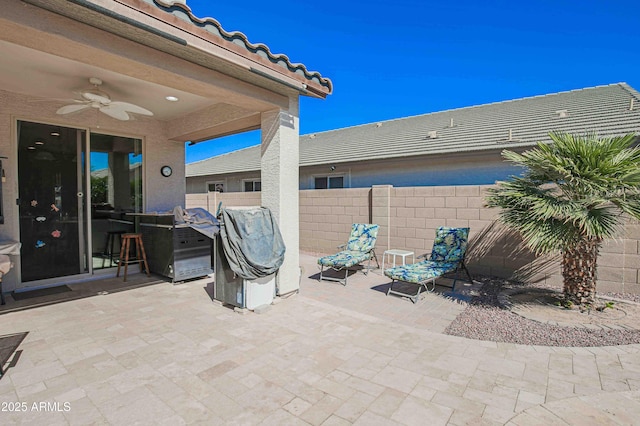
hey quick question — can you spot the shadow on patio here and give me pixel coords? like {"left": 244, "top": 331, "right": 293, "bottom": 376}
{"left": 0, "top": 273, "right": 169, "bottom": 315}
{"left": 300, "top": 252, "right": 482, "bottom": 334}
{"left": 0, "top": 331, "right": 28, "bottom": 379}
{"left": 1, "top": 250, "right": 479, "bottom": 335}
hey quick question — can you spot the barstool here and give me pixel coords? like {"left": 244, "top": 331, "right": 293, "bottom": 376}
{"left": 116, "top": 233, "right": 150, "bottom": 282}
{"left": 102, "top": 230, "right": 126, "bottom": 268}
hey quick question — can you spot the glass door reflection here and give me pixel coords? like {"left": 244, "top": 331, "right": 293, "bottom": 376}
{"left": 90, "top": 134, "right": 143, "bottom": 269}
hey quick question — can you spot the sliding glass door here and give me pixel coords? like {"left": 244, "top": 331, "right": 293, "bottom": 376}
{"left": 17, "top": 122, "right": 144, "bottom": 284}
{"left": 17, "top": 121, "right": 89, "bottom": 282}
{"left": 89, "top": 133, "right": 143, "bottom": 270}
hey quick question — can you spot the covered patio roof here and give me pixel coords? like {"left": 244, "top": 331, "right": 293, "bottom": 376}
{"left": 0, "top": 0, "right": 332, "bottom": 142}
{"left": 0, "top": 0, "right": 330, "bottom": 295}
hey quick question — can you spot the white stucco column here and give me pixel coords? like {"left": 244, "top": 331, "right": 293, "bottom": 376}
{"left": 260, "top": 97, "right": 300, "bottom": 295}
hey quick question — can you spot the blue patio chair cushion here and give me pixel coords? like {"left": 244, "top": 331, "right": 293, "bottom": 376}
{"left": 317, "top": 224, "right": 379, "bottom": 269}
{"left": 318, "top": 250, "right": 372, "bottom": 269}
{"left": 384, "top": 260, "right": 459, "bottom": 283}
{"left": 429, "top": 227, "right": 469, "bottom": 263}
{"left": 345, "top": 224, "right": 379, "bottom": 252}
{"left": 384, "top": 226, "right": 469, "bottom": 284}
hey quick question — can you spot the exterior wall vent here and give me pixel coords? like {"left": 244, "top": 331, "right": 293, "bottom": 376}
{"left": 427, "top": 131, "right": 438, "bottom": 139}
{"left": 631, "top": 98, "right": 635, "bottom": 111}
{"left": 449, "top": 118, "right": 454, "bottom": 127}
{"left": 555, "top": 109, "right": 569, "bottom": 118}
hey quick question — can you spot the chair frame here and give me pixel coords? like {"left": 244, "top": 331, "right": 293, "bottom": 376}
{"left": 387, "top": 255, "right": 473, "bottom": 303}
{"left": 386, "top": 227, "right": 473, "bottom": 303}
{"left": 319, "top": 247, "right": 379, "bottom": 286}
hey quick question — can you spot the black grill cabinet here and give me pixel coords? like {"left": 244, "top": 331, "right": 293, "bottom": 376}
{"left": 138, "top": 214, "right": 213, "bottom": 282}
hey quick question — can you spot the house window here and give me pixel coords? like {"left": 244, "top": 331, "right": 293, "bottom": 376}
{"left": 207, "top": 182, "right": 224, "bottom": 192}
{"left": 315, "top": 176, "right": 344, "bottom": 189}
{"left": 243, "top": 180, "right": 261, "bottom": 192}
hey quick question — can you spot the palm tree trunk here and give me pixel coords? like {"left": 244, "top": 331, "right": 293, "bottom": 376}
{"left": 561, "top": 237, "right": 600, "bottom": 305}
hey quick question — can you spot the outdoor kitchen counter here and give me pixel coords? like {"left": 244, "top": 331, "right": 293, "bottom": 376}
{"left": 134, "top": 214, "right": 214, "bottom": 283}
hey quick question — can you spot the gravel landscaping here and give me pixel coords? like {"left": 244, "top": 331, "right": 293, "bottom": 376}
{"left": 444, "top": 276, "right": 640, "bottom": 347}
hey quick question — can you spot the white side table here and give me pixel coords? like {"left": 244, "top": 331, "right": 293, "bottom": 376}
{"left": 382, "top": 249, "right": 415, "bottom": 272}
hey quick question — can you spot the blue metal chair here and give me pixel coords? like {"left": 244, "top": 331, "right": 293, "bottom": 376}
{"left": 318, "top": 223, "right": 380, "bottom": 285}
{"left": 385, "top": 227, "right": 472, "bottom": 303}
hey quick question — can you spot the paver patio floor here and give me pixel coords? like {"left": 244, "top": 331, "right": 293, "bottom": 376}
{"left": 0, "top": 254, "right": 639, "bottom": 425}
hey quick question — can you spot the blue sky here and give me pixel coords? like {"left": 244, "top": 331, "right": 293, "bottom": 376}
{"left": 185, "top": 0, "right": 640, "bottom": 163}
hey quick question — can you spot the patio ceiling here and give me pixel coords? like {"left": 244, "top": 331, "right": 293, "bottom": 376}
{"left": 0, "top": 41, "right": 215, "bottom": 122}
{"left": 0, "top": 0, "right": 325, "bottom": 142}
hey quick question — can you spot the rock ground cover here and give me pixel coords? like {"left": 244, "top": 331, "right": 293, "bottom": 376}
{"left": 444, "top": 276, "right": 640, "bottom": 347}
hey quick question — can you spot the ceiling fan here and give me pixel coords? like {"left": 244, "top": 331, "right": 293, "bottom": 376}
{"left": 56, "top": 77, "right": 154, "bottom": 121}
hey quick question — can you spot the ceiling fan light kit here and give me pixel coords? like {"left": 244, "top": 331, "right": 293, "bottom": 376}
{"left": 56, "top": 77, "right": 154, "bottom": 121}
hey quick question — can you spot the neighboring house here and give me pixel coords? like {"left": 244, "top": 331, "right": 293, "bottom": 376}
{"left": 0, "top": 0, "right": 331, "bottom": 295}
{"left": 186, "top": 83, "right": 640, "bottom": 193}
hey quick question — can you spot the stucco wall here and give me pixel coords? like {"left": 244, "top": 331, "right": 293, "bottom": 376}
{"left": 299, "top": 153, "right": 522, "bottom": 190}
{"left": 0, "top": 89, "right": 186, "bottom": 290}
{"left": 186, "top": 150, "right": 524, "bottom": 193}
{"left": 187, "top": 185, "right": 640, "bottom": 294}
{"left": 0, "top": 90, "right": 185, "bottom": 216}
{"left": 186, "top": 171, "right": 261, "bottom": 194}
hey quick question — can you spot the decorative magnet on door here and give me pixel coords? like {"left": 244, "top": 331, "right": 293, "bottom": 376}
{"left": 31, "top": 200, "right": 38, "bottom": 207}
{"left": 51, "top": 204, "right": 59, "bottom": 212}
{"left": 51, "top": 230, "right": 61, "bottom": 238}
{"left": 35, "top": 216, "right": 46, "bottom": 222}
{"left": 35, "top": 240, "right": 46, "bottom": 248}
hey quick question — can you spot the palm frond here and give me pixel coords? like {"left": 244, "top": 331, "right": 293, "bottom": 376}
{"left": 487, "top": 132, "right": 640, "bottom": 253}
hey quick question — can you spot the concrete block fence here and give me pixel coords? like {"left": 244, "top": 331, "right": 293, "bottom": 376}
{"left": 186, "top": 185, "right": 640, "bottom": 294}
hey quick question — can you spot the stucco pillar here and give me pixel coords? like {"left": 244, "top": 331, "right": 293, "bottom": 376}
{"left": 260, "top": 98, "right": 300, "bottom": 295}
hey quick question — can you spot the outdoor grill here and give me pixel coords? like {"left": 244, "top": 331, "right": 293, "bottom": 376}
{"left": 138, "top": 213, "right": 213, "bottom": 282}
{"left": 213, "top": 206, "right": 284, "bottom": 309}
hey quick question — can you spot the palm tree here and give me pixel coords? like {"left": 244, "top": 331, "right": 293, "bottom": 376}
{"left": 486, "top": 132, "right": 640, "bottom": 306}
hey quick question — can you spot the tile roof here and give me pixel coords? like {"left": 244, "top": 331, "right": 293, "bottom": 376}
{"left": 150, "top": 0, "right": 332, "bottom": 96}
{"left": 22, "top": 0, "right": 331, "bottom": 97}
{"left": 186, "top": 83, "right": 640, "bottom": 177}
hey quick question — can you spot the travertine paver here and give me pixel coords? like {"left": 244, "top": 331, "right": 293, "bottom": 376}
{"left": 300, "top": 254, "right": 477, "bottom": 334}
{"left": 0, "top": 255, "right": 639, "bottom": 424}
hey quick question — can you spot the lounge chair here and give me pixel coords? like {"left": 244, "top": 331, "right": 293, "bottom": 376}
{"left": 318, "top": 223, "right": 380, "bottom": 285}
{"left": 385, "top": 227, "right": 472, "bottom": 303}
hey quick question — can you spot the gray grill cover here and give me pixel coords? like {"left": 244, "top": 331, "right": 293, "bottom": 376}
{"left": 173, "top": 206, "right": 219, "bottom": 239}
{"left": 219, "top": 207, "right": 286, "bottom": 280}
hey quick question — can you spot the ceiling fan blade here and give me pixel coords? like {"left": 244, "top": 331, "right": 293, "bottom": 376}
{"left": 99, "top": 105, "right": 130, "bottom": 121}
{"left": 109, "top": 101, "right": 154, "bottom": 116}
{"left": 59, "top": 78, "right": 152, "bottom": 120}
{"left": 29, "top": 97, "right": 83, "bottom": 103}
{"left": 56, "top": 104, "right": 90, "bottom": 115}
{"left": 82, "top": 91, "right": 111, "bottom": 104}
